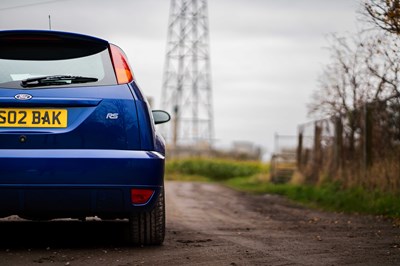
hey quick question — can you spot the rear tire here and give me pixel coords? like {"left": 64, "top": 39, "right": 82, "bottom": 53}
{"left": 128, "top": 189, "right": 165, "bottom": 245}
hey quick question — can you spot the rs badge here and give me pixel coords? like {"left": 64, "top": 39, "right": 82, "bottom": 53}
{"left": 106, "top": 113, "right": 119, "bottom": 119}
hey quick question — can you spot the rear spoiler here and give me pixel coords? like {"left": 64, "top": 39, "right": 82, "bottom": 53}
{"left": 0, "top": 30, "right": 109, "bottom": 60}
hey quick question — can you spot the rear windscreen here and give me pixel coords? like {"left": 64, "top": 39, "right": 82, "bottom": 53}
{"left": 0, "top": 45, "right": 117, "bottom": 89}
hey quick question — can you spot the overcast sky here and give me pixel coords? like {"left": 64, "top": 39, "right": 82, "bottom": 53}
{"left": 0, "top": 0, "right": 360, "bottom": 156}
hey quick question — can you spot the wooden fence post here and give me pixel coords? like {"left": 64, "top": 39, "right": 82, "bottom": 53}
{"left": 305, "top": 122, "right": 322, "bottom": 184}
{"left": 297, "top": 126, "right": 303, "bottom": 170}
{"left": 365, "top": 103, "right": 372, "bottom": 168}
{"left": 334, "top": 116, "right": 343, "bottom": 172}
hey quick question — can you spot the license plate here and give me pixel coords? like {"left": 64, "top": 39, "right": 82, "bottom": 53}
{"left": 0, "top": 108, "right": 67, "bottom": 128}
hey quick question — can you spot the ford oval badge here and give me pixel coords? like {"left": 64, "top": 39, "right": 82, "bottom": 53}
{"left": 15, "top": 94, "right": 33, "bottom": 100}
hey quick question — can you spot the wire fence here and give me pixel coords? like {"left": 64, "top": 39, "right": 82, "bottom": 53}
{"left": 297, "top": 101, "right": 400, "bottom": 193}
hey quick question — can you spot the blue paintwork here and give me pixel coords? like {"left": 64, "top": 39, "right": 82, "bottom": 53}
{"left": 0, "top": 30, "right": 167, "bottom": 219}
{"left": 0, "top": 97, "right": 102, "bottom": 107}
{"left": 0, "top": 85, "right": 141, "bottom": 149}
{"left": 0, "top": 149, "right": 164, "bottom": 217}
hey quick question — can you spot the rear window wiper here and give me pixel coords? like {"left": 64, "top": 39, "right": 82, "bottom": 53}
{"left": 20, "top": 75, "right": 98, "bottom": 88}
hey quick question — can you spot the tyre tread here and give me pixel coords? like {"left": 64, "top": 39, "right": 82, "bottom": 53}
{"left": 129, "top": 189, "right": 165, "bottom": 245}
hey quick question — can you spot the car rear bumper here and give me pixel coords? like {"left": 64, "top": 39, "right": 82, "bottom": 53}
{"left": 0, "top": 149, "right": 164, "bottom": 218}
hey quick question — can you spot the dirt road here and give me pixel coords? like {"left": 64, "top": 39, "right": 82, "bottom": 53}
{"left": 0, "top": 181, "right": 399, "bottom": 265}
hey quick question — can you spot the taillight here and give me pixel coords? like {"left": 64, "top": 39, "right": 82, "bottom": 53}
{"left": 131, "top": 188, "right": 154, "bottom": 204}
{"left": 109, "top": 44, "right": 134, "bottom": 84}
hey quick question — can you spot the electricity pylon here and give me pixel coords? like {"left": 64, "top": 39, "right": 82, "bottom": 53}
{"left": 161, "top": 0, "right": 214, "bottom": 149}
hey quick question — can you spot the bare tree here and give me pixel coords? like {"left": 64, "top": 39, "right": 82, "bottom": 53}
{"left": 309, "top": 33, "right": 400, "bottom": 117}
{"left": 364, "top": 34, "right": 400, "bottom": 144}
{"left": 308, "top": 33, "right": 400, "bottom": 154}
{"left": 363, "top": 34, "right": 400, "bottom": 102}
{"left": 364, "top": 0, "right": 400, "bottom": 34}
{"left": 308, "top": 34, "right": 368, "bottom": 152}
{"left": 303, "top": 1, "right": 400, "bottom": 188}
{"left": 308, "top": 34, "right": 369, "bottom": 117}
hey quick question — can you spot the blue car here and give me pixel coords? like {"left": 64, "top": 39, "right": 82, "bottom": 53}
{"left": 0, "top": 30, "right": 170, "bottom": 245}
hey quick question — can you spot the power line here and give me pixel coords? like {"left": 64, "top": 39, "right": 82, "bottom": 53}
{"left": 0, "top": 0, "right": 70, "bottom": 12}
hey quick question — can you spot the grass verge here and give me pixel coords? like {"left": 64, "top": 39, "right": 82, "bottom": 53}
{"left": 224, "top": 176, "right": 400, "bottom": 217}
{"left": 165, "top": 158, "right": 400, "bottom": 218}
